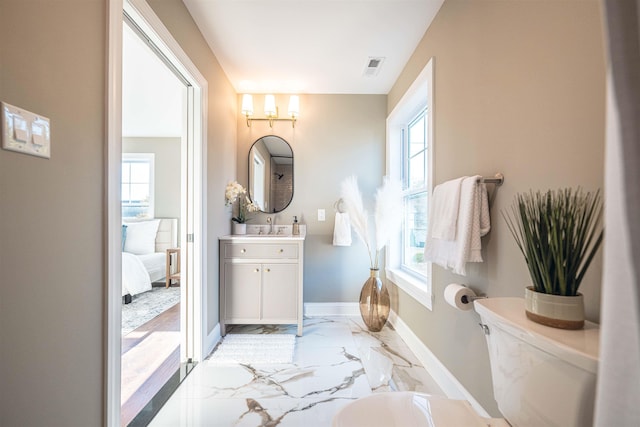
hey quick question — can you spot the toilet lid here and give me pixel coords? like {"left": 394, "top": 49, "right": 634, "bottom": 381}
{"left": 332, "top": 392, "right": 505, "bottom": 427}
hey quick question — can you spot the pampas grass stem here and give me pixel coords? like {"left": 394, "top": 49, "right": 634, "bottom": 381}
{"left": 340, "top": 175, "right": 402, "bottom": 270}
{"left": 341, "top": 175, "right": 373, "bottom": 267}
{"left": 374, "top": 177, "right": 403, "bottom": 268}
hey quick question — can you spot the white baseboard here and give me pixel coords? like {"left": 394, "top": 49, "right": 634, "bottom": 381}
{"left": 304, "top": 302, "right": 360, "bottom": 317}
{"left": 204, "top": 323, "right": 221, "bottom": 360}
{"left": 388, "top": 310, "right": 491, "bottom": 418}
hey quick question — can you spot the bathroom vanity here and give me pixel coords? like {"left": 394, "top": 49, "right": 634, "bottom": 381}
{"left": 219, "top": 227, "right": 305, "bottom": 336}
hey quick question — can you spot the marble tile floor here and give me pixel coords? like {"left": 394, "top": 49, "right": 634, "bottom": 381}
{"left": 148, "top": 317, "right": 444, "bottom": 426}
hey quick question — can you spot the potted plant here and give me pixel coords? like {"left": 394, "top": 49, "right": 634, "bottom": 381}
{"left": 225, "top": 181, "right": 259, "bottom": 234}
{"left": 503, "top": 188, "right": 603, "bottom": 329}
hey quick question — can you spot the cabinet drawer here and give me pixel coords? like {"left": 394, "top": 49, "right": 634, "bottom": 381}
{"left": 224, "top": 243, "right": 298, "bottom": 259}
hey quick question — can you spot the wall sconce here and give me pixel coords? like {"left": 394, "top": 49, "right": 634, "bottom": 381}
{"left": 242, "top": 94, "right": 299, "bottom": 128}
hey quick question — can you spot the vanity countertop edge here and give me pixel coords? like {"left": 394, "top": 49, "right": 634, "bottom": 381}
{"left": 219, "top": 233, "right": 306, "bottom": 242}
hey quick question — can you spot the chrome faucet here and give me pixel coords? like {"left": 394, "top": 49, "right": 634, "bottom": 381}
{"left": 266, "top": 217, "right": 273, "bottom": 234}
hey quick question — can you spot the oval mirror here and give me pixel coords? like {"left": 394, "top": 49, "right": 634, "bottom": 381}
{"left": 248, "top": 135, "right": 294, "bottom": 213}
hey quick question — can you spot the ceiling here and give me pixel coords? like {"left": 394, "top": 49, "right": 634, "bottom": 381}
{"left": 122, "top": 0, "right": 444, "bottom": 137}
{"left": 182, "top": 0, "right": 444, "bottom": 94}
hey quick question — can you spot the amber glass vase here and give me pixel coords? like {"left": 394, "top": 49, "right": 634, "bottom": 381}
{"left": 359, "top": 269, "right": 390, "bottom": 332}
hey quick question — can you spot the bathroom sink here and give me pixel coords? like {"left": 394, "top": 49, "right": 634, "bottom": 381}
{"left": 243, "top": 233, "right": 293, "bottom": 237}
{"left": 225, "top": 234, "right": 305, "bottom": 242}
{"left": 241, "top": 224, "right": 305, "bottom": 238}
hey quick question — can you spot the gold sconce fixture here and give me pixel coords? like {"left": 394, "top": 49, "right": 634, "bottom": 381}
{"left": 242, "top": 94, "right": 299, "bottom": 128}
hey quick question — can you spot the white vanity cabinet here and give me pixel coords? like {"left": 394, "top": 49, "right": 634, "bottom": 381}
{"left": 219, "top": 234, "right": 305, "bottom": 336}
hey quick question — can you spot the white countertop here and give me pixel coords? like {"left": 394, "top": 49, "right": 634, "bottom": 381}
{"left": 220, "top": 224, "right": 306, "bottom": 241}
{"left": 220, "top": 233, "right": 306, "bottom": 241}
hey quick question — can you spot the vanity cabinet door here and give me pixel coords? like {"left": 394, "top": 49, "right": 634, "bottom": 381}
{"left": 261, "top": 263, "right": 298, "bottom": 321}
{"left": 224, "top": 262, "right": 261, "bottom": 320}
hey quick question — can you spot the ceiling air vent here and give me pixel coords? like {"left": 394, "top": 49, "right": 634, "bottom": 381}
{"left": 363, "top": 56, "right": 385, "bottom": 77}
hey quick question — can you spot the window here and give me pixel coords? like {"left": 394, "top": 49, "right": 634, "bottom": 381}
{"left": 402, "top": 110, "right": 429, "bottom": 277}
{"left": 386, "top": 58, "right": 434, "bottom": 310}
{"left": 122, "top": 153, "right": 155, "bottom": 219}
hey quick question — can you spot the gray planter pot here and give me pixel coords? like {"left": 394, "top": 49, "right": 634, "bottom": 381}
{"left": 524, "top": 286, "right": 585, "bottom": 330}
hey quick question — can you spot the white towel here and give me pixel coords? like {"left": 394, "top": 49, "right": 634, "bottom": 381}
{"left": 333, "top": 212, "right": 352, "bottom": 246}
{"left": 429, "top": 177, "right": 465, "bottom": 240}
{"left": 424, "top": 176, "right": 491, "bottom": 275}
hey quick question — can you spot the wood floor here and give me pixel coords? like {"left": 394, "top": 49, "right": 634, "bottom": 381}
{"left": 121, "top": 302, "right": 180, "bottom": 427}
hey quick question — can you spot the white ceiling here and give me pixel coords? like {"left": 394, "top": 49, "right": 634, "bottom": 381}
{"left": 122, "top": 0, "right": 444, "bottom": 137}
{"left": 182, "top": 0, "right": 444, "bottom": 94}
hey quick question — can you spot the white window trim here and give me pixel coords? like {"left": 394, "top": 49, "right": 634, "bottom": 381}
{"left": 122, "top": 152, "right": 155, "bottom": 219}
{"left": 386, "top": 57, "right": 434, "bottom": 311}
{"left": 386, "top": 266, "right": 433, "bottom": 310}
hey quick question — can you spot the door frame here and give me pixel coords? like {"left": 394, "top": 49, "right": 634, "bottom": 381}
{"left": 106, "top": 0, "right": 208, "bottom": 425}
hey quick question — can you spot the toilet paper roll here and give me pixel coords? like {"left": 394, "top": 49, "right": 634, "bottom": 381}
{"left": 444, "top": 283, "right": 476, "bottom": 311}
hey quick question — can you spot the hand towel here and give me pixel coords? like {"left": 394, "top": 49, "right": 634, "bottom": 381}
{"left": 424, "top": 176, "right": 491, "bottom": 275}
{"left": 333, "top": 212, "right": 352, "bottom": 246}
{"left": 429, "top": 177, "right": 465, "bottom": 240}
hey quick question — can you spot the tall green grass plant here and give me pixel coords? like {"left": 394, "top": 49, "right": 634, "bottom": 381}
{"left": 503, "top": 188, "right": 603, "bottom": 296}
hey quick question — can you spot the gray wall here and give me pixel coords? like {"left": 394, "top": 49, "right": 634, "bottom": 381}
{"left": 123, "top": 137, "right": 181, "bottom": 221}
{"left": 148, "top": 0, "right": 238, "bottom": 336}
{"left": 0, "top": 0, "right": 105, "bottom": 425}
{"left": 387, "top": 0, "right": 605, "bottom": 416}
{"left": 0, "top": 0, "right": 237, "bottom": 425}
{"left": 237, "top": 94, "right": 387, "bottom": 303}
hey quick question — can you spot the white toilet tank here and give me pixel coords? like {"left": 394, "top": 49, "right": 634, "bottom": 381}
{"left": 474, "top": 298, "right": 599, "bottom": 427}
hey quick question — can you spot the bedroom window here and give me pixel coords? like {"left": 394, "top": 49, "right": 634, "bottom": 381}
{"left": 122, "top": 153, "right": 155, "bottom": 219}
{"left": 385, "top": 57, "right": 434, "bottom": 310}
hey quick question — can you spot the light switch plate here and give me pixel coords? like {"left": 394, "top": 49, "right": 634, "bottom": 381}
{"left": 318, "top": 209, "right": 326, "bottom": 221}
{"left": 1, "top": 101, "right": 51, "bottom": 159}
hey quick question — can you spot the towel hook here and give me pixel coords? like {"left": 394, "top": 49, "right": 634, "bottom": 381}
{"left": 334, "top": 198, "right": 347, "bottom": 213}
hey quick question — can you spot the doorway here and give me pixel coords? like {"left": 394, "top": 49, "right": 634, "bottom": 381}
{"left": 107, "top": 0, "right": 208, "bottom": 425}
{"left": 120, "top": 15, "right": 186, "bottom": 425}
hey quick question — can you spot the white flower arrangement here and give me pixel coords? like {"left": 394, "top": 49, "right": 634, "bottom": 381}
{"left": 225, "top": 181, "right": 259, "bottom": 223}
{"left": 340, "top": 175, "right": 403, "bottom": 270}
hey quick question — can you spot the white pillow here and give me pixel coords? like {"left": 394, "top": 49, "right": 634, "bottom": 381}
{"left": 123, "top": 219, "right": 160, "bottom": 255}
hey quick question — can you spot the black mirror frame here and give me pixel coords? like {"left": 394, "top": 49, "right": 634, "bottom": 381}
{"left": 247, "top": 135, "right": 294, "bottom": 214}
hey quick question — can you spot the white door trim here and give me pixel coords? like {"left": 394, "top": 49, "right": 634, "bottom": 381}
{"left": 106, "top": 2, "right": 124, "bottom": 426}
{"left": 106, "top": 0, "right": 208, "bottom": 424}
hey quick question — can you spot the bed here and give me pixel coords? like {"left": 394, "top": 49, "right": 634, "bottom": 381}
{"left": 122, "top": 218, "right": 178, "bottom": 297}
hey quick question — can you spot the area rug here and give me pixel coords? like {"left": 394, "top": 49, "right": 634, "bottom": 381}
{"left": 208, "top": 334, "right": 296, "bottom": 364}
{"left": 122, "top": 286, "right": 180, "bottom": 335}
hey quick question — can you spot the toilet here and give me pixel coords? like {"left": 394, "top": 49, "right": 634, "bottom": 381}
{"left": 333, "top": 297, "right": 599, "bottom": 427}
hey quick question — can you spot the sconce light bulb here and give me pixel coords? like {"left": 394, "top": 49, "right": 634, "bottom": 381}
{"left": 288, "top": 95, "right": 300, "bottom": 118}
{"left": 241, "top": 94, "right": 254, "bottom": 116}
{"left": 264, "top": 94, "right": 277, "bottom": 117}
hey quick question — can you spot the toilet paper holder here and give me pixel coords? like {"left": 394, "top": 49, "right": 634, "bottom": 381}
{"left": 460, "top": 293, "right": 487, "bottom": 304}
{"left": 456, "top": 284, "right": 488, "bottom": 304}
{"left": 444, "top": 283, "right": 488, "bottom": 311}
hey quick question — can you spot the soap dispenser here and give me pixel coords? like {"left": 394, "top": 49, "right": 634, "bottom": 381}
{"left": 292, "top": 216, "right": 300, "bottom": 235}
